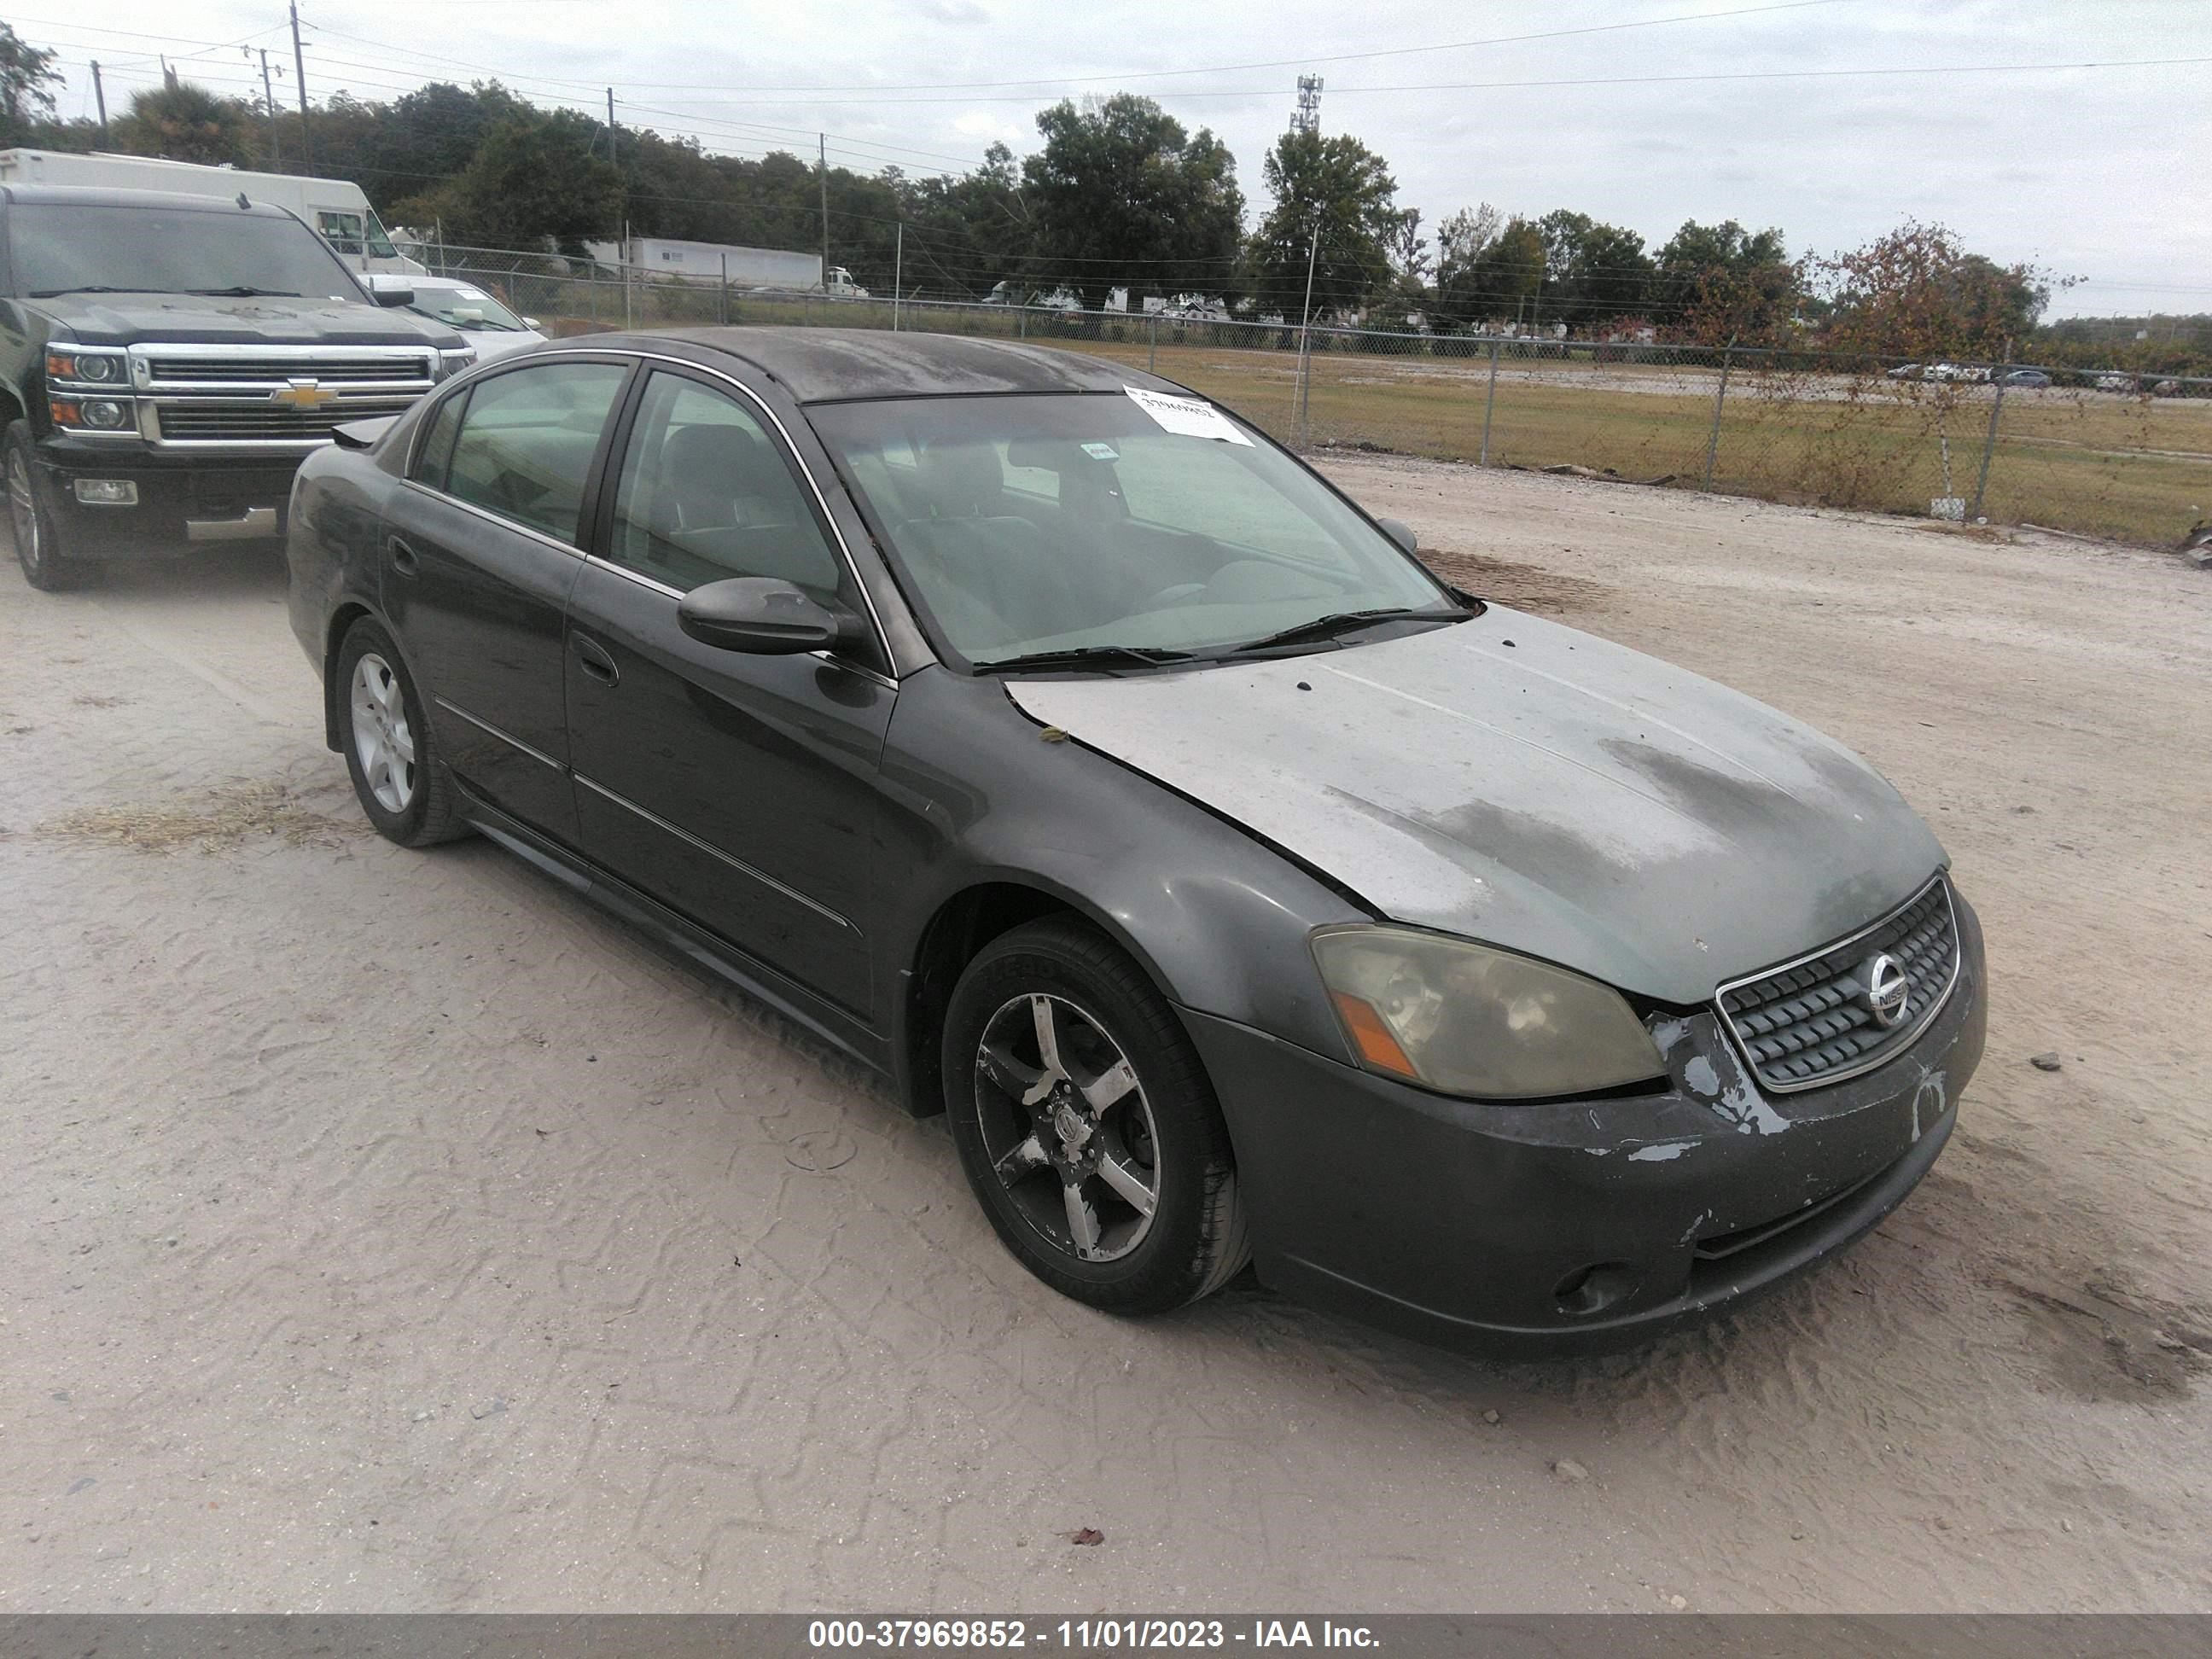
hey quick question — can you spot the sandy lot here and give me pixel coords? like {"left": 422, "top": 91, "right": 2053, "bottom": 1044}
{"left": 2, "top": 458, "right": 2207, "bottom": 1614}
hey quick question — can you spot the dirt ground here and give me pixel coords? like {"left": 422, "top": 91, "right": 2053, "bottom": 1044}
{"left": 2, "top": 457, "right": 2207, "bottom": 1614}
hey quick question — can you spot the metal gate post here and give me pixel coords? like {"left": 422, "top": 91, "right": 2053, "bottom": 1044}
{"left": 1702, "top": 341, "right": 1736, "bottom": 492}
{"left": 1149, "top": 313, "right": 1158, "bottom": 375}
{"left": 1969, "top": 340, "right": 2011, "bottom": 521}
{"left": 1480, "top": 337, "right": 1500, "bottom": 466}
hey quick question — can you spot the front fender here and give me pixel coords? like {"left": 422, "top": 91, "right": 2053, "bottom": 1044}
{"left": 877, "top": 668, "right": 1368, "bottom": 1102}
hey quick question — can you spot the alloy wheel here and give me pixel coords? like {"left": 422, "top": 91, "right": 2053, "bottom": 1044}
{"left": 973, "top": 992, "right": 1160, "bottom": 1263}
{"left": 6, "top": 448, "right": 40, "bottom": 574}
{"left": 350, "top": 652, "right": 418, "bottom": 813}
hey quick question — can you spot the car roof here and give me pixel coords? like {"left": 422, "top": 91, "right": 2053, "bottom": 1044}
{"left": 0, "top": 183, "right": 300, "bottom": 216}
{"left": 593, "top": 325, "right": 1181, "bottom": 404}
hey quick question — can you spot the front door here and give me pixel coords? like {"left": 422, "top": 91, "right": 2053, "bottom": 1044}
{"left": 564, "top": 365, "right": 895, "bottom": 1017}
{"left": 380, "top": 356, "right": 632, "bottom": 843}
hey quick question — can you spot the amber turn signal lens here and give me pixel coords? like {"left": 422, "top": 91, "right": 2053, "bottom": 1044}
{"left": 49, "top": 399, "right": 81, "bottom": 426}
{"left": 1330, "top": 991, "right": 1421, "bottom": 1080}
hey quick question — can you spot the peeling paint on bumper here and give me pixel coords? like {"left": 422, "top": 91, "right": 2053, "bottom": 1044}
{"left": 1187, "top": 892, "right": 1988, "bottom": 1355}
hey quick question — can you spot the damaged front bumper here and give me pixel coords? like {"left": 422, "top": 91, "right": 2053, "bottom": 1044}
{"left": 1185, "top": 892, "right": 1988, "bottom": 1355}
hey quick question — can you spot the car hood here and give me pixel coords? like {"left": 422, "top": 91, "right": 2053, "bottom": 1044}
{"left": 39, "top": 291, "right": 462, "bottom": 349}
{"left": 1004, "top": 608, "right": 1946, "bottom": 1004}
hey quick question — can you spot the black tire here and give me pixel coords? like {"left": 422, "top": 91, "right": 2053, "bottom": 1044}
{"left": 943, "top": 918, "right": 1249, "bottom": 1314}
{"left": 335, "top": 617, "right": 469, "bottom": 847}
{"left": 5, "top": 422, "right": 100, "bottom": 592}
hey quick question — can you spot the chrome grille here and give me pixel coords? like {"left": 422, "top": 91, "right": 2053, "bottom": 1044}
{"left": 1715, "top": 876, "right": 1960, "bottom": 1093}
{"left": 131, "top": 342, "right": 438, "bottom": 449}
{"left": 146, "top": 354, "right": 434, "bottom": 384}
{"left": 155, "top": 398, "right": 418, "bottom": 442}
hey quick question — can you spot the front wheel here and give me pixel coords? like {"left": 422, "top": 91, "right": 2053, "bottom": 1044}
{"left": 943, "top": 919, "right": 1249, "bottom": 1314}
{"left": 5, "top": 422, "right": 98, "bottom": 591}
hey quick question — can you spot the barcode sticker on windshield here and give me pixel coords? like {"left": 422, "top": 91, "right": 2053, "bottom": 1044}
{"left": 1125, "top": 386, "right": 1253, "bottom": 445}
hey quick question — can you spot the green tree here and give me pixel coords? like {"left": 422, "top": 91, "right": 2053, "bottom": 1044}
{"left": 1018, "top": 95, "right": 1242, "bottom": 308}
{"left": 1430, "top": 202, "right": 1501, "bottom": 328}
{"left": 1453, "top": 216, "right": 1546, "bottom": 327}
{"left": 1653, "top": 218, "right": 1793, "bottom": 337}
{"left": 0, "top": 20, "right": 61, "bottom": 144}
{"left": 405, "top": 111, "right": 620, "bottom": 253}
{"left": 1541, "top": 213, "right": 1653, "bottom": 332}
{"left": 111, "top": 81, "right": 259, "bottom": 167}
{"left": 1248, "top": 128, "right": 1400, "bottom": 321}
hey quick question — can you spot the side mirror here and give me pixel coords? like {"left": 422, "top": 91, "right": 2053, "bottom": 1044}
{"left": 678, "top": 577, "right": 853, "bottom": 655}
{"left": 372, "top": 287, "right": 416, "bottom": 308}
{"left": 1377, "top": 517, "right": 1419, "bottom": 556}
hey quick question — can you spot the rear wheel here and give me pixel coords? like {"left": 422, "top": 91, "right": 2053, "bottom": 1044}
{"left": 5, "top": 422, "right": 99, "bottom": 591}
{"left": 943, "top": 918, "right": 1249, "bottom": 1314}
{"left": 335, "top": 617, "right": 468, "bottom": 847}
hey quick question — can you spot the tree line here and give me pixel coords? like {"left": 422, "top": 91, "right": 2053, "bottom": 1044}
{"left": 2, "top": 20, "right": 2145, "bottom": 368}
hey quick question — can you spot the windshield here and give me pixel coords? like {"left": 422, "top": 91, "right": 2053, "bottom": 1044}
{"left": 12, "top": 203, "right": 362, "bottom": 300}
{"left": 406, "top": 283, "right": 527, "bottom": 332}
{"left": 808, "top": 391, "right": 1453, "bottom": 666}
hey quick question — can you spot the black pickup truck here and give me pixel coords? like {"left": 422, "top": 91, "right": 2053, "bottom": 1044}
{"left": 3, "top": 184, "right": 473, "bottom": 591}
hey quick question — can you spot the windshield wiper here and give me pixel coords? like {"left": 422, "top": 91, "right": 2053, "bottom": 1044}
{"left": 186, "top": 286, "right": 302, "bottom": 298}
{"left": 1221, "top": 606, "right": 1466, "bottom": 657}
{"left": 972, "top": 643, "right": 1196, "bottom": 674}
{"left": 26, "top": 285, "right": 163, "bottom": 297}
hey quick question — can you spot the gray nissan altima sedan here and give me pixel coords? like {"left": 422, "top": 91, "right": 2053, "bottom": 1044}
{"left": 287, "top": 328, "right": 1986, "bottom": 1353}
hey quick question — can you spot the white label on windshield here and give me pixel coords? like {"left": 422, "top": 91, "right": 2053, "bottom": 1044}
{"left": 1124, "top": 386, "right": 1252, "bottom": 445}
{"left": 1080, "top": 441, "right": 1120, "bottom": 461}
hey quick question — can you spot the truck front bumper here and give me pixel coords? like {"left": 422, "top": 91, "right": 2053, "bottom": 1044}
{"left": 35, "top": 437, "right": 302, "bottom": 561}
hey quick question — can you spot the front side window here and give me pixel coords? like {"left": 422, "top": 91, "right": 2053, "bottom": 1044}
{"left": 443, "top": 361, "right": 628, "bottom": 545}
{"left": 808, "top": 392, "right": 1449, "bottom": 664}
{"left": 607, "top": 371, "right": 843, "bottom": 600}
{"left": 317, "top": 212, "right": 366, "bottom": 255}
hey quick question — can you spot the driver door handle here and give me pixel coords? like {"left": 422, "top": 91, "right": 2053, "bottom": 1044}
{"left": 387, "top": 536, "right": 420, "bottom": 578}
{"left": 573, "top": 633, "right": 620, "bottom": 687}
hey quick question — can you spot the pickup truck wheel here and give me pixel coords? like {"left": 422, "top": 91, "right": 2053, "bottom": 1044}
{"left": 336, "top": 617, "right": 468, "bottom": 847}
{"left": 5, "top": 423, "right": 99, "bottom": 592}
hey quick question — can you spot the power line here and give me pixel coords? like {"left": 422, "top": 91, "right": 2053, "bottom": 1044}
{"left": 632, "top": 54, "right": 2212, "bottom": 106}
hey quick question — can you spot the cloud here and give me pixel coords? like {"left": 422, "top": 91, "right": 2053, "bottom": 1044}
{"left": 913, "top": 0, "right": 990, "bottom": 20}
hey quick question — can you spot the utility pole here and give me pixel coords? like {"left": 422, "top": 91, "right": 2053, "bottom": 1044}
{"left": 90, "top": 61, "right": 108, "bottom": 146}
{"left": 894, "top": 221, "right": 903, "bottom": 329}
{"left": 818, "top": 134, "right": 830, "bottom": 294}
{"left": 606, "top": 89, "right": 624, "bottom": 257}
{"left": 257, "top": 49, "right": 282, "bottom": 172}
{"left": 1296, "top": 219, "right": 1321, "bottom": 445}
{"left": 288, "top": 2, "right": 313, "bottom": 173}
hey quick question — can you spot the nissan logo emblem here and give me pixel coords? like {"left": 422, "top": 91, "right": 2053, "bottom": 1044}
{"left": 1860, "top": 952, "right": 1911, "bottom": 1028}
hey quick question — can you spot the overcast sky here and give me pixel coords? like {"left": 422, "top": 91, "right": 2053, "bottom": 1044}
{"left": 23, "top": 0, "right": 2209, "bottom": 318}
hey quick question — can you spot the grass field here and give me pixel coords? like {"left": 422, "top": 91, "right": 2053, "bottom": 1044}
{"left": 533, "top": 284, "right": 2212, "bottom": 547}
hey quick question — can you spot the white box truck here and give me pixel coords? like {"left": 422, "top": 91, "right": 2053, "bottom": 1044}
{"left": 586, "top": 235, "right": 868, "bottom": 296}
{"left": 0, "top": 150, "right": 422, "bottom": 275}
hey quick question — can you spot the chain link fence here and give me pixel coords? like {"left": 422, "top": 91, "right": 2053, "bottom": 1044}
{"left": 405, "top": 242, "right": 2211, "bottom": 550}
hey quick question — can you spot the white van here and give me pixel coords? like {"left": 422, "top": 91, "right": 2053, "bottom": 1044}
{"left": 0, "top": 149, "right": 423, "bottom": 275}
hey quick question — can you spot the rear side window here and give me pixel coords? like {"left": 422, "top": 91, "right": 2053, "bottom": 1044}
{"left": 411, "top": 391, "right": 467, "bottom": 492}
{"left": 442, "top": 362, "right": 628, "bottom": 545}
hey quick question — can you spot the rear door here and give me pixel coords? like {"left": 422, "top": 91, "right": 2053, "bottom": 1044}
{"left": 380, "top": 355, "right": 632, "bottom": 844}
{"left": 562, "top": 364, "right": 896, "bottom": 1017}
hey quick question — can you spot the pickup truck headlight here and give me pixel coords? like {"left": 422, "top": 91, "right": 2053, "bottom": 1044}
{"left": 47, "top": 347, "right": 126, "bottom": 385}
{"left": 438, "top": 347, "right": 476, "bottom": 378}
{"left": 1312, "top": 925, "right": 1665, "bottom": 1099}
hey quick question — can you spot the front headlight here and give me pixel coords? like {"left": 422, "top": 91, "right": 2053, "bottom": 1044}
{"left": 439, "top": 347, "right": 476, "bottom": 378}
{"left": 1312, "top": 925, "right": 1665, "bottom": 1099}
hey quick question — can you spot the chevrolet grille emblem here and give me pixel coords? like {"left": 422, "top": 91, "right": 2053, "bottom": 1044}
{"left": 271, "top": 378, "right": 340, "bottom": 411}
